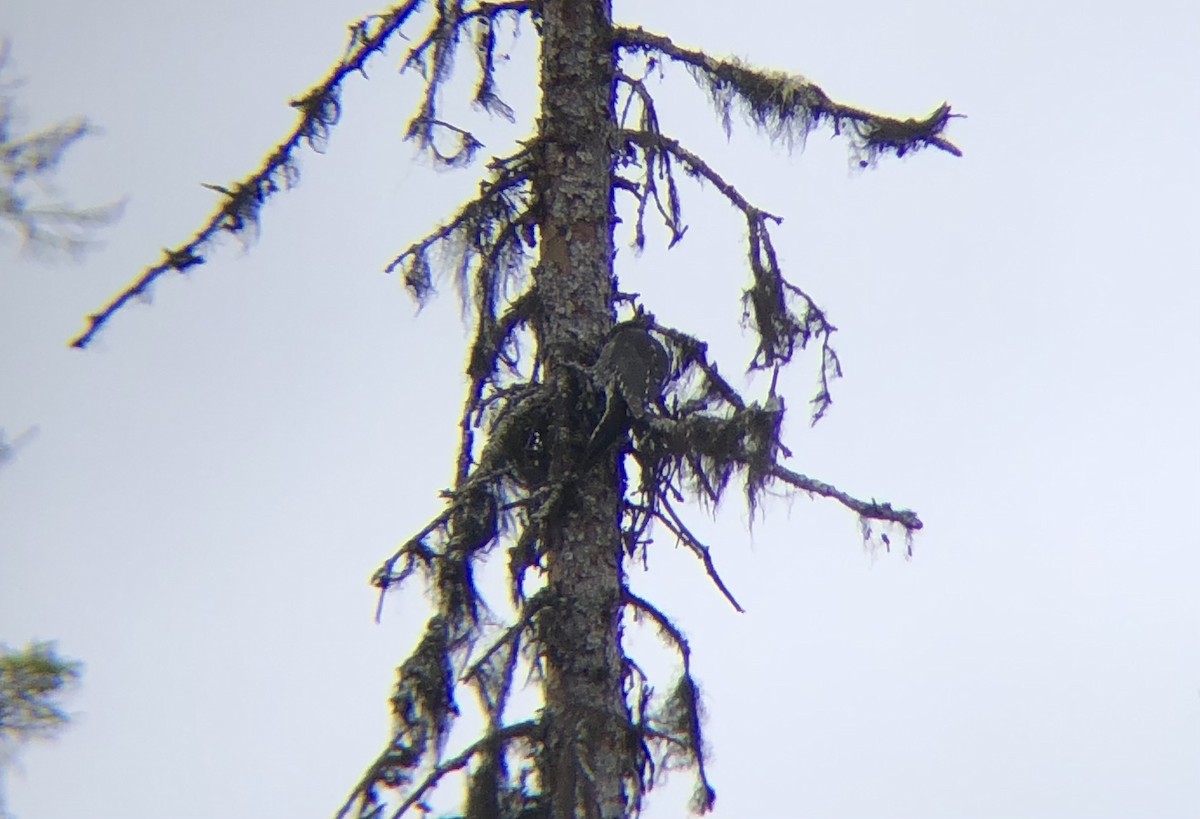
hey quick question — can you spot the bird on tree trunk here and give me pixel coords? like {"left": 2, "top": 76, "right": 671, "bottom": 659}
{"left": 585, "top": 320, "right": 670, "bottom": 464}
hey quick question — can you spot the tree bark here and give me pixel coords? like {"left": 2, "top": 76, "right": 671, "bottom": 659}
{"left": 533, "top": 2, "right": 634, "bottom": 817}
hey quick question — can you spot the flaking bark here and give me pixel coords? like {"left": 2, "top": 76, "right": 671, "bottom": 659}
{"left": 533, "top": 3, "right": 641, "bottom": 816}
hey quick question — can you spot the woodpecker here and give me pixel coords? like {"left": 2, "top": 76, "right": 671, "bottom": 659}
{"left": 585, "top": 322, "right": 670, "bottom": 463}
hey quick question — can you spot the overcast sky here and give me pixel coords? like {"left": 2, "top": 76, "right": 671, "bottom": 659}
{"left": 2, "top": 1, "right": 1199, "bottom": 817}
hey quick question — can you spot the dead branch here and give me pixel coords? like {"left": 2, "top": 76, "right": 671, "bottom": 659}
{"left": 372, "top": 512, "right": 447, "bottom": 623}
{"left": 336, "top": 719, "right": 539, "bottom": 819}
{"left": 69, "top": 0, "right": 430, "bottom": 348}
{"left": 654, "top": 494, "right": 744, "bottom": 613}
{"left": 614, "top": 26, "right": 962, "bottom": 160}
{"left": 620, "top": 128, "right": 779, "bottom": 224}
{"left": 769, "top": 463, "right": 923, "bottom": 531}
{"left": 622, "top": 591, "right": 715, "bottom": 808}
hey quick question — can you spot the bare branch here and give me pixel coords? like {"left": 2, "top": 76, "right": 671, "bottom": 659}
{"left": 68, "top": 0, "right": 429, "bottom": 348}
{"left": 769, "top": 463, "right": 923, "bottom": 531}
{"left": 402, "top": 1, "right": 538, "bottom": 162}
{"left": 460, "top": 591, "right": 545, "bottom": 691}
{"left": 389, "top": 720, "right": 539, "bottom": 819}
{"left": 372, "top": 513, "right": 446, "bottom": 623}
{"left": 620, "top": 128, "right": 779, "bottom": 223}
{"left": 654, "top": 495, "right": 744, "bottom": 613}
{"left": 335, "top": 719, "right": 538, "bottom": 819}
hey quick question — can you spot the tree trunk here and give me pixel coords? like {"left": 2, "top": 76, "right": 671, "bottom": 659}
{"left": 534, "top": 2, "right": 634, "bottom": 817}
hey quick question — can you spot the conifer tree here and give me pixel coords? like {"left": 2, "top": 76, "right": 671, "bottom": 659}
{"left": 0, "top": 43, "right": 121, "bottom": 255}
{"left": 0, "top": 642, "right": 82, "bottom": 819}
{"left": 71, "top": 2, "right": 959, "bottom": 816}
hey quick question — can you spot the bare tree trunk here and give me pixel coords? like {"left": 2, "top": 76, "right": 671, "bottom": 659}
{"left": 534, "top": 2, "right": 635, "bottom": 817}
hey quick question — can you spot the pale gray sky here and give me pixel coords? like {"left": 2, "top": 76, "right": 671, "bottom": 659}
{"left": 2, "top": 1, "right": 1198, "bottom": 818}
